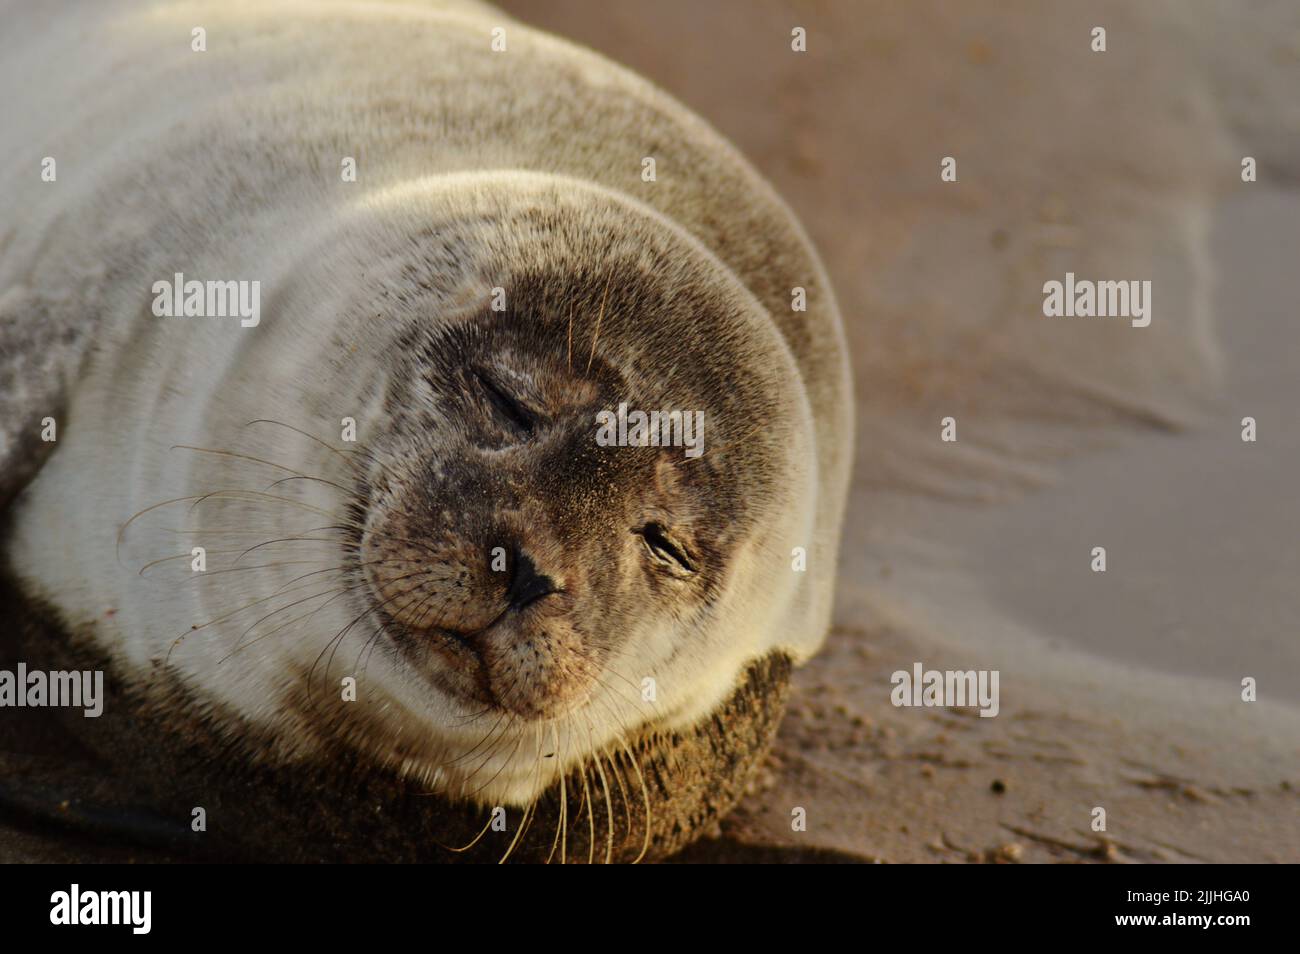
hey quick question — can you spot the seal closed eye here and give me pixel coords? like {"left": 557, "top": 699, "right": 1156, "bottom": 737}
{"left": 473, "top": 368, "right": 539, "bottom": 437}
{"left": 638, "top": 523, "right": 697, "bottom": 576}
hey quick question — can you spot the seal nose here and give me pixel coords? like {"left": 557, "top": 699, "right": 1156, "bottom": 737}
{"left": 506, "top": 551, "right": 557, "bottom": 610}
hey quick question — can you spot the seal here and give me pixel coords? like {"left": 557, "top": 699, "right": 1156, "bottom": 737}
{"left": 0, "top": 0, "right": 852, "bottom": 861}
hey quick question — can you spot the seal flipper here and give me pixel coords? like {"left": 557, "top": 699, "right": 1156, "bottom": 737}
{"left": 0, "top": 284, "right": 86, "bottom": 509}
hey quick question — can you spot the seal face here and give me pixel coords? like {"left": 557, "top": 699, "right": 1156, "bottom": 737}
{"left": 0, "top": 0, "right": 853, "bottom": 861}
{"left": 360, "top": 311, "right": 698, "bottom": 723}
{"left": 357, "top": 279, "right": 788, "bottom": 727}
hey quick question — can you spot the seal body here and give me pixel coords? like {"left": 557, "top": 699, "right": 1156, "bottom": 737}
{"left": 0, "top": 0, "right": 851, "bottom": 861}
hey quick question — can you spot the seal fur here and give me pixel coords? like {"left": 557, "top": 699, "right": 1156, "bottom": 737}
{"left": 0, "top": 0, "right": 852, "bottom": 861}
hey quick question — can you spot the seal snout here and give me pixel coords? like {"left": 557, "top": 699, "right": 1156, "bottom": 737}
{"left": 361, "top": 508, "right": 597, "bottom": 720}
{"left": 504, "top": 551, "right": 560, "bottom": 611}
{"left": 447, "top": 547, "right": 594, "bottom": 721}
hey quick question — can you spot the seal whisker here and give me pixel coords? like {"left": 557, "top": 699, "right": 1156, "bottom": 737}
{"left": 169, "top": 444, "right": 347, "bottom": 491}
{"left": 347, "top": 446, "right": 404, "bottom": 487}
{"left": 339, "top": 516, "right": 456, "bottom": 555}
{"left": 232, "top": 534, "right": 364, "bottom": 565}
{"left": 117, "top": 494, "right": 227, "bottom": 561}
{"left": 328, "top": 520, "right": 460, "bottom": 565}
{"left": 579, "top": 686, "right": 639, "bottom": 863}
{"left": 585, "top": 727, "right": 616, "bottom": 864}
{"left": 457, "top": 710, "right": 521, "bottom": 794}
{"left": 558, "top": 724, "right": 571, "bottom": 866}
{"left": 243, "top": 419, "right": 358, "bottom": 470}
{"left": 226, "top": 582, "right": 371, "bottom": 660}
{"left": 498, "top": 723, "right": 548, "bottom": 864}
{"left": 296, "top": 570, "right": 425, "bottom": 688}
{"left": 274, "top": 557, "right": 428, "bottom": 595}
{"left": 598, "top": 717, "right": 654, "bottom": 866}
{"left": 171, "top": 559, "right": 362, "bottom": 589}
{"left": 442, "top": 710, "right": 509, "bottom": 770}
{"left": 228, "top": 571, "right": 392, "bottom": 647}
{"left": 309, "top": 569, "right": 444, "bottom": 696}
{"left": 263, "top": 473, "right": 353, "bottom": 496}
{"left": 462, "top": 721, "right": 523, "bottom": 801}
{"left": 246, "top": 580, "right": 376, "bottom": 653}
{"left": 154, "top": 525, "right": 345, "bottom": 538}
{"left": 138, "top": 550, "right": 329, "bottom": 577}
{"left": 183, "top": 488, "right": 336, "bottom": 519}
{"left": 435, "top": 807, "right": 497, "bottom": 854}
{"left": 579, "top": 753, "right": 596, "bottom": 865}
{"left": 584, "top": 273, "right": 612, "bottom": 374}
{"left": 447, "top": 705, "right": 496, "bottom": 729}
{"left": 586, "top": 680, "right": 638, "bottom": 843}
{"left": 610, "top": 747, "right": 633, "bottom": 848}
{"left": 353, "top": 575, "right": 445, "bottom": 675}
{"left": 410, "top": 576, "right": 461, "bottom": 634}
{"left": 174, "top": 572, "right": 370, "bottom": 644}
{"left": 169, "top": 578, "right": 359, "bottom": 664}
{"left": 497, "top": 796, "right": 532, "bottom": 865}
{"left": 587, "top": 650, "right": 645, "bottom": 700}
{"left": 242, "top": 420, "right": 404, "bottom": 493}
{"left": 544, "top": 724, "right": 565, "bottom": 865}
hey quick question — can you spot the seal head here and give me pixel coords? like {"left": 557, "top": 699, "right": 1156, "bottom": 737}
{"left": 334, "top": 178, "right": 818, "bottom": 807}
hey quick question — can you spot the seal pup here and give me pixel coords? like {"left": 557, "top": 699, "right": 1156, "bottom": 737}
{"left": 0, "top": 0, "right": 852, "bottom": 861}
